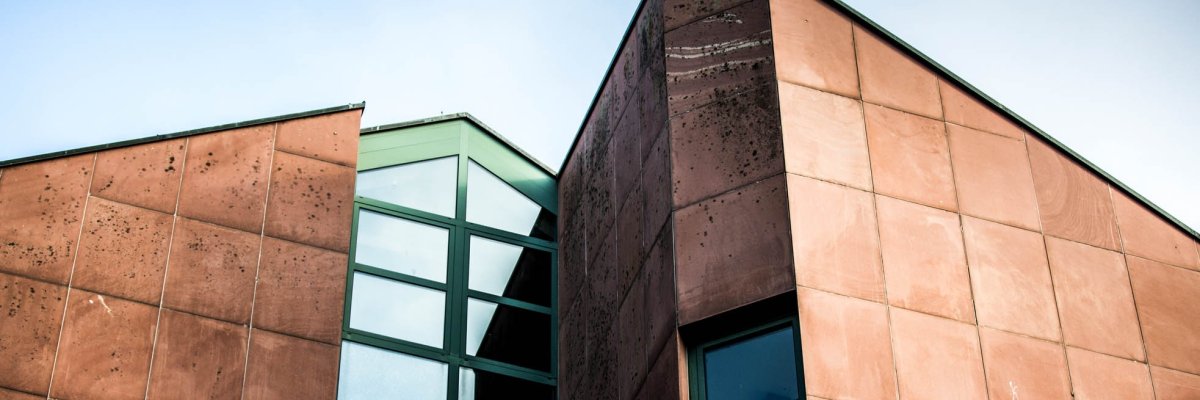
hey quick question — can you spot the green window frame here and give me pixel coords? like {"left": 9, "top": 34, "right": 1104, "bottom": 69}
{"left": 341, "top": 117, "right": 558, "bottom": 398}
{"left": 685, "top": 295, "right": 804, "bottom": 400}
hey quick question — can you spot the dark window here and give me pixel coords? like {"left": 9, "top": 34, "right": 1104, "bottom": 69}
{"left": 700, "top": 324, "right": 800, "bottom": 400}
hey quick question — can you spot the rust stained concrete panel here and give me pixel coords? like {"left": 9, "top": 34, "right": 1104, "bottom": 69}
{"left": 0, "top": 273, "right": 67, "bottom": 395}
{"left": 770, "top": 0, "right": 859, "bottom": 98}
{"left": 1127, "top": 256, "right": 1200, "bottom": 375}
{"left": 252, "top": 237, "right": 347, "bottom": 345}
{"left": 274, "top": 110, "right": 362, "bottom": 167}
{"left": 788, "top": 174, "right": 884, "bottom": 302}
{"left": 242, "top": 329, "right": 339, "bottom": 400}
{"left": 1045, "top": 237, "right": 1143, "bottom": 361}
{"left": 875, "top": 195, "right": 974, "bottom": 323}
{"left": 948, "top": 123, "right": 1040, "bottom": 231}
{"left": 797, "top": 287, "right": 897, "bottom": 400}
{"left": 51, "top": 290, "right": 157, "bottom": 400}
{"left": 674, "top": 175, "right": 793, "bottom": 324}
{"left": 1026, "top": 135, "right": 1121, "bottom": 250}
{"left": 978, "top": 328, "right": 1072, "bottom": 400}
{"left": 864, "top": 104, "right": 957, "bottom": 211}
{"left": 962, "top": 217, "right": 1060, "bottom": 341}
{"left": 177, "top": 124, "right": 275, "bottom": 234}
{"left": 889, "top": 308, "right": 987, "bottom": 400}
{"left": 91, "top": 138, "right": 186, "bottom": 215}
{"left": 0, "top": 154, "right": 93, "bottom": 284}
{"left": 1152, "top": 366, "right": 1200, "bottom": 400}
{"left": 854, "top": 25, "right": 942, "bottom": 120}
{"left": 665, "top": 0, "right": 774, "bottom": 116}
{"left": 71, "top": 197, "right": 174, "bottom": 305}
{"left": 160, "top": 217, "right": 259, "bottom": 324}
{"left": 669, "top": 84, "right": 784, "bottom": 208}
{"left": 778, "top": 81, "right": 872, "bottom": 191}
{"left": 1066, "top": 347, "right": 1154, "bottom": 400}
{"left": 1113, "top": 191, "right": 1200, "bottom": 270}
{"left": 145, "top": 310, "right": 248, "bottom": 400}
{"left": 262, "top": 152, "right": 355, "bottom": 252}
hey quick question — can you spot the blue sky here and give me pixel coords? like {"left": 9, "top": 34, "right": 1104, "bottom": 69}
{"left": 1, "top": 1, "right": 1196, "bottom": 230}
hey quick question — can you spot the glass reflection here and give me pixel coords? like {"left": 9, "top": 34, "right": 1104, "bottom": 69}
{"left": 354, "top": 210, "right": 448, "bottom": 283}
{"left": 338, "top": 341, "right": 448, "bottom": 400}
{"left": 355, "top": 156, "right": 458, "bottom": 217}
{"left": 466, "top": 298, "right": 551, "bottom": 371}
{"left": 466, "top": 161, "right": 543, "bottom": 237}
{"left": 458, "top": 367, "right": 555, "bottom": 400}
{"left": 704, "top": 325, "right": 799, "bottom": 400}
{"left": 349, "top": 272, "right": 445, "bottom": 348}
{"left": 468, "top": 236, "right": 551, "bottom": 307}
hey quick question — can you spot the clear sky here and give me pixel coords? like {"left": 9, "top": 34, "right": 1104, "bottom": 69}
{"left": 842, "top": 0, "right": 1200, "bottom": 231}
{"left": 1, "top": 1, "right": 1196, "bottom": 230}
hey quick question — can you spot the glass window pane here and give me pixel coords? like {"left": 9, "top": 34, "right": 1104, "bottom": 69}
{"left": 354, "top": 209, "right": 448, "bottom": 283}
{"left": 458, "top": 367, "right": 554, "bottom": 400}
{"left": 338, "top": 341, "right": 448, "bottom": 400}
{"left": 703, "top": 325, "right": 799, "bottom": 400}
{"left": 468, "top": 236, "right": 551, "bottom": 307}
{"left": 466, "top": 298, "right": 551, "bottom": 371}
{"left": 466, "top": 161, "right": 543, "bottom": 236}
{"left": 349, "top": 272, "right": 444, "bottom": 348}
{"left": 355, "top": 156, "right": 458, "bottom": 217}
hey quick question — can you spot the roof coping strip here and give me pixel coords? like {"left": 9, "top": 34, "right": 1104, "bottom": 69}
{"left": 360, "top": 112, "right": 557, "bottom": 177}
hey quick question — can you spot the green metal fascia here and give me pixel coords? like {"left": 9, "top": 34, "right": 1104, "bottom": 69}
{"left": 825, "top": 0, "right": 1198, "bottom": 240}
{"left": 0, "top": 102, "right": 366, "bottom": 168}
{"left": 361, "top": 112, "right": 557, "bottom": 177}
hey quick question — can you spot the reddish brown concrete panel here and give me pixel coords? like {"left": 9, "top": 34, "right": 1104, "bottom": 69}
{"left": 1065, "top": 347, "right": 1154, "bottom": 400}
{"left": 770, "top": 0, "right": 859, "bottom": 98}
{"left": 1127, "top": 256, "right": 1200, "bottom": 375}
{"left": 665, "top": 0, "right": 774, "bottom": 116}
{"left": 0, "top": 387, "right": 44, "bottom": 400}
{"left": 91, "top": 138, "right": 186, "bottom": 215}
{"left": 274, "top": 110, "right": 362, "bottom": 167}
{"left": 145, "top": 310, "right": 248, "bottom": 400}
{"left": 788, "top": 174, "right": 884, "bottom": 302}
{"left": 72, "top": 197, "right": 174, "bottom": 305}
{"left": 948, "top": 124, "right": 1040, "bottom": 231}
{"left": 978, "top": 328, "right": 1071, "bottom": 400}
{"left": 643, "top": 227, "right": 677, "bottom": 363}
{"left": 675, "top": 175, "right": 793, "bottom": 324}
{"left": 669, "top": 84, "right": 784, "bottom": 207}
{"left": 939, "top": 80, "right": 1025, "bottom": 140}
{"left": 252, "top": 237, "right": 347, "bottom": 345}
{"left": 161, "top": 217, "right": 259, "bottom": 324}
{"left": 263, "top": 152, "right": 355, "bottom": 252}
{"left": 0, "top": 273, "right": 67, "bottom": 395}
{"left": 1026, "top": 136, "right": 1121, "bottom": 250}
{"left": 0, "top": 154, "right": 92, "bottom": 284}
{"left": 51, "top": 290, "right": 157, "bottom": 400}
{"left": 177, "top": 124, "right": 274, "bottom": 234}
{"left": 1045, "top": 237, "right": 1143, "bottom": 361}
{"left": 797, "top": 288, "right": 897, "bottom": 400}
{"left": 876, "top": 196, "right": 974, "bottom": 323}
{"left": 778, "top": 81, "right": 871, "bottom": 190}
{"left": 1152, "top": 366, "right": 1200, "bottom": 400}
{"left": 962, "top": 217, "right": 1060, "bottom": 341}
{"left": 557, "top": 287, "right": 588, "bottom": 400}
{"left": 664, "top": 0, "right": 746, "bottom": 31}
{"left": 854, "top": 26, "right": 942, "bottom": 120}
{"left": 641, "top": 131, "right": 672, "bottom": 247}
{"left": 1114, "top": 191, "right": 1200, "bottom": 270}
{"left": 616, "top": 183, "right": 646, "bottom": 298}
{"left": 242, "top": 329, "right": 339, "bottom": 400}
{"left": 889, "top": 308, "right": 986, "bottom": 400}
{"left": 864, "top": 104, "right": 957, "bottom": 211}
{"left": 617, "top": 274, "right": 647, "bottom": 400}
{"left": 634, "top": 333, "right": 681, "bottom": 400}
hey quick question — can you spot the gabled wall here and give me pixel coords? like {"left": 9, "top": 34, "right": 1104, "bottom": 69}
{"left": 772, "top": 1, "right": 1200, "bottom": 399}
{"left": 0, "top": 107, "right": 362, "bottom": 399}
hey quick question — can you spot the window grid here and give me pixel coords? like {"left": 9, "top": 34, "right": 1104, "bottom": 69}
{"left": 341, "top": 127, "right": 558, "bottom": 399}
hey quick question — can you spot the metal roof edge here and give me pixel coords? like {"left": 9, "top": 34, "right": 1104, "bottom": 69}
{"left": 360, "top": 112, "right": 557, "bottom": 177}
{"left": 0, "top": 102, "right": 367, "bottom": 168}
{"left": 826, "top": 0, "right": 1198, "bottom": 240}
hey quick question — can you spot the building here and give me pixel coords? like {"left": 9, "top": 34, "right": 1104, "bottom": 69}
{"left": 2, "top": 0, "right": 1199, "bottom": 399}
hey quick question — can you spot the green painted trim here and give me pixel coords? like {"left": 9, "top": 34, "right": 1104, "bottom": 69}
{"left": 362, "top": 112, "right": 557, "bottom": 177}
{"left": 824, "top": 0, "right": 1198, "bottom": 240}
{"left": 0, "top": 102, "right": 366, "bottom": 168}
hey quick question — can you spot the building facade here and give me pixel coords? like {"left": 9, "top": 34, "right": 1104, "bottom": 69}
{"left": 2, "top": 0, "right": 1200, "bottom": 399}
